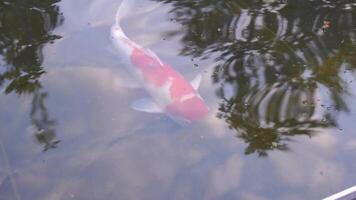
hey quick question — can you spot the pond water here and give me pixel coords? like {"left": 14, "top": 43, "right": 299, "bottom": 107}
{"left": 1, "top": 0, "right": 356, "bottom": 199}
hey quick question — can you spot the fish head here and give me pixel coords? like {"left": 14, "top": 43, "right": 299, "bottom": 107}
{"left": 166, "top": 95, "right": 209, "bottom": 124}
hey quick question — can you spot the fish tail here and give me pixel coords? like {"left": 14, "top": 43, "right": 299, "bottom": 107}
{"left": 115, "top": 1, "right": 162, "bottom": 27}
{"left": 115, "top": 0, "right": 132, "bottom": 26}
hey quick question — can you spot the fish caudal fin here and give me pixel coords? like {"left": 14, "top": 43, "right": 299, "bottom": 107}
{"left": 115, "top": 0, "right": 134, "bottom": 26}
{"left": 115, "top": 0, "right": 163, "bottom": 27}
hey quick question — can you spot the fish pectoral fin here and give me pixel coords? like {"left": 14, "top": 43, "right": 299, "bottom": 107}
{"left": 131, "top": 98, "right": 163, "bottom": 113}
{"left": 191, "top": 74, "right": 202, "bottom": 90}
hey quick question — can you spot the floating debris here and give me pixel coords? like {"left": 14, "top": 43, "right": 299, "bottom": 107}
{"left": 322, "top": 20, "right": 331, "bottom": 32}
{"left": 323, "top": 185, "right": 356, "bottom": 200}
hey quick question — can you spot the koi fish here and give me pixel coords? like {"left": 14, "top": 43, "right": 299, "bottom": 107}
{"left": 110, "top": 0, "right": 209, "bottom": 125}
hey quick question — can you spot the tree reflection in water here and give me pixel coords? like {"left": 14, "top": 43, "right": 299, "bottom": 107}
{"left": 0, "top": 0, "right": 63, "bottom": 151}
{"left": 153, "top": 0, "right": 356, "bottom": 156}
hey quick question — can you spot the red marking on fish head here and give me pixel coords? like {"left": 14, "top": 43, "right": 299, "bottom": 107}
{"left": 166, "top": 96, "right": 209, "bottom": 123}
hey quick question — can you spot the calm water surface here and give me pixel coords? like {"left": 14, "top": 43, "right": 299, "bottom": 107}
{"left": 1, "top": 0, "right": 356, "bottom": 199}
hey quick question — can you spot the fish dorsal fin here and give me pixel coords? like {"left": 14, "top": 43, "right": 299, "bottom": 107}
{"left": 131, "top": 98, "right": 163, "bottom": 113}
{"left": 145, "top": 48, "right": 164, "bottom": 66}
{"left": 191, "top": 74, "right": 202, "bottom": 90}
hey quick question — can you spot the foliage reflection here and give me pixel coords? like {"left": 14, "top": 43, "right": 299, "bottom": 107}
{"left": 154, "top": 0, "right": 356, "bottom": 156}
{"left": 0, "top": 0, "right": 63, "bottom": 151}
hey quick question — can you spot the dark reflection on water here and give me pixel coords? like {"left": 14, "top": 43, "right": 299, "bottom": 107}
{"left": 0, "top": 0, "right": 63, "bottom": 151}
{"left": 154, "top": 0, "right": 356, "bottom": 156}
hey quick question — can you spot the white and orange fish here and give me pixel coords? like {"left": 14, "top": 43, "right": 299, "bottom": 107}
{"left": 110, "top": 1, "right": 209, "bottom": 125}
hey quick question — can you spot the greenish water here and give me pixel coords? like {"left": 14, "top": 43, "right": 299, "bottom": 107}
{"left": 1, "top": 0, "right": 356, "bottom": 199}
